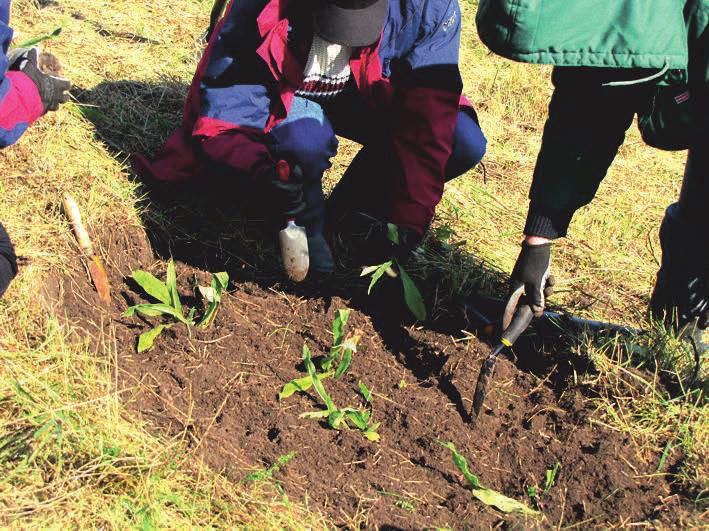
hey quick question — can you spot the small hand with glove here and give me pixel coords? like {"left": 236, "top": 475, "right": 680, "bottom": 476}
{"left": 508, "top": 237, "right": 556, "bottom": 318}
{"left": 7, "top": 47, "right": 71, "bottom": 113}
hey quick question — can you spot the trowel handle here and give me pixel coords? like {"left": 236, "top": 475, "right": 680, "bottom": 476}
{"left": 500, "top": 304, "right": 534, "bottom": 347}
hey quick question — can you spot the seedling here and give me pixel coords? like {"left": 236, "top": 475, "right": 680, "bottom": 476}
{"left": 242, "top": 452, "right": 296, "bottom": 484}
{"left": 197, "top": 271, "right": 229, "bottom": 327}
{"left": 124, "top": 260, "right": 228, "bottom": 352}
{"left": 279, "top": 310, "right": 360, "bottom": 399}
{"left": 543, "top": 462, "right": 560, "bottom": 494}
{"left": 299, "top": 344, "right": 380, "bottom": 442}
{"left": 321, "top": 309, "right": 362, "bottom": 378}
{"left": 438, "top": 441, "right": 539, "bottom": 516}
{"left": 361, "top": 223, "right": 427, "bottom": 321}
{"left": 377, "top": 489, "right": 417, "bottom": 513}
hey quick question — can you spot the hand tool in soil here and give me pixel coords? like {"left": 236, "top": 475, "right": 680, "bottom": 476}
{"left": 470, "top": 286, "right": 534, "bottom": 421}
{"left": 275, "top": 160, "right": 309, "bottom": 282}
{"left": 62, "top": 193, "right": 111, "bottom": 304}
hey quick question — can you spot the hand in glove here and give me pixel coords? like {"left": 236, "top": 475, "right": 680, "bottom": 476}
{"left": 7, "top": 47, "right": 71, "bottom": 113}
{"left": 256, "top": 159, "right": 306, "bottom": 219}
{"left": 509, "top": 241, "right": 555, "bottom": 317}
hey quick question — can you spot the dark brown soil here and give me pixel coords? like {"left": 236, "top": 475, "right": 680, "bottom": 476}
{"left": 54, "top": 225, "right": 694, "bottom": 529}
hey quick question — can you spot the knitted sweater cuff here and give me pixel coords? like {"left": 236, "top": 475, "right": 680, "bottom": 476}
{"left": 524, "top": 203, "right": 574, "bottom": 239}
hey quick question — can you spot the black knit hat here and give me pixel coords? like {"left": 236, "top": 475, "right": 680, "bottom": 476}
{"left": 313, "top": 0, "right": 389, "bottom": 47}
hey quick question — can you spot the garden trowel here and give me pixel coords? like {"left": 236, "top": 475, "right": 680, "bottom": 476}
{"left": 279, "top": 218, "right": 309, "bottom": 282}
{"left": 62, "top": 193, "right": 111, "bottom": 304}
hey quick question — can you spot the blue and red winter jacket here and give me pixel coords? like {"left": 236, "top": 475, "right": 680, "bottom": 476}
{"left": 0, "top": 1, "right": 43, "bottom": 147}
{"left": 0, "top": 0, "right": 44, "bottom": 296}
{"left": 136, "top": 0, "right": 470, "bottom": 234}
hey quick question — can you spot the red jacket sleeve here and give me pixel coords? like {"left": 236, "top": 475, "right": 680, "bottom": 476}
{"left": 0, "top": 4, "right": 44, "bottom": 148}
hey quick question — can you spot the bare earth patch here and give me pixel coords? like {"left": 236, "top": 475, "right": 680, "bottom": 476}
{"left": 47, "top": 225, "right": 697, "bottom": 529}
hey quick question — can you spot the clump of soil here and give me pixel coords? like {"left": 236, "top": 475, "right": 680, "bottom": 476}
{"left": 54, "top": 226, "right": 692, "bottom": 528}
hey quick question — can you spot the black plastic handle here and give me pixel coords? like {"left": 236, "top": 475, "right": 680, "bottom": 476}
{"left": 500, "top": 303, "right": 534, "bottom": 346}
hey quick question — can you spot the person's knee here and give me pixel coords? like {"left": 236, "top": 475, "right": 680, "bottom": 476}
{"left": 447, "top": 110, "right": 487, "bottom": 179}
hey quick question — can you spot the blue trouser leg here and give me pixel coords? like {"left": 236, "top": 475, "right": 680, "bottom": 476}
{"left": 268, "top": 97, "right": 338, "bottom": 236}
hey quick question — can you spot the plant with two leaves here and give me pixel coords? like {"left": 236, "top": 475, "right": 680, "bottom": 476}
{"left": 298, "top": 344, "right": 380, "bottom": 441}
{"left": 361, "top": 223, "right": 427, "bottom": 321}
{"left": 438, "top": 441, "right": 539, "bottom": 516}
{"left": 123, "top": 260, "right": 229, "bottom": 352}
{"left": 278, "top": 309, "right": 361, "bottom": 400}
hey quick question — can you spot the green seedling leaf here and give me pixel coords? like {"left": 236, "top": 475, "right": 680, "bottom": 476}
{"left": 335, "top": 334, "right": 361, "bottom": 379}
{"left": 387, "top": 223, "right": 400, "bottom": 244}
{"left": 16, "top": 25, "right": 63, "bottom": 48}
{"left": 363, "top": 429, "right": 381, "bottom": 442}
{"left": 358, "top": 381, "right": 372, "bottom": 403}
{"left": 199, "top": 286, "right": 216, "bottom": 303}
{"left": 343, "top": 409, "right": 370, "bottom": 430}
{"left": 303, "top": 344, "right": 337, "bottom": 414}
{"left": 327, "top": 410, "right": 346, "bottom": 430}
{"left": 543, "top": 462, "right": 560, "bottom": 494}
{"left": 362, "top": 260, "right": 394, "bottom": 294}
{"left": 123, "top": 303, "right": 190, "bottom": 324}
{"left": 323, "top": 308, "right": 350, "bottom": 371}
{"left": 213, "top": 271, "right": 229, "bottom": 290}
{"left": 279, "top": 372, "right": 334, "bottom": 400}
{"left": 437, "top": 441, "right": 481, "bottom": 488}
{"left": 527, "top": 486, "right": 538, "bottom": 498}
{"left": 396, "top": 499, "right": 415, "bottom": 512}
{"left": 299, "top": 410, "right": 329, "bottom": 419}
{"left": 166, "top": 259, "right": 183, "bottom": 316}
{"left": 472, "top": 488, "right": 539, "bottom": 515}
{"left": 197, "top": 272, "right": 229, "bottom": 328}
{"left": 360, "top": 265, "right": 381, "bottom": 276}
{"left": 397, "top": 261, "right": 427, "bottom": 321}
{"left": 137, "top": 324, "right": 169, "bottom": 353}
{"left": 363, "top": 421, "right": 381, "bottom": 441}
{"left": 439, "top": 441, "right": 539, "bottom": 516}
{"left": 298, "top": 409, "right": 330, "bottom": 419}
{"left": 131, "top": 271, "right": 170, "bottom": 304}
{"left": 242, "top": 452, "right": 296, "bottom": 483}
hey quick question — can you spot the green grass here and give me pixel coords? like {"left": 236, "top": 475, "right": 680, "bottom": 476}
{"left": 0, "top": 0, "right": 705, "bottom": 527}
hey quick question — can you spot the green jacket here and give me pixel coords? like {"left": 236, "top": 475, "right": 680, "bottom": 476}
{"left": 476, "top": 0, "right": 708, "bottom": 96}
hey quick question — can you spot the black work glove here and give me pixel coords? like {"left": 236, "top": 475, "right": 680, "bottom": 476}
{"left": 8, "top": 47, "right": 71, "bottom": 113}
{"left": 509, "top": 241, "right": 555, "bottom": 317}
{"left": 256, "top": 160, "right": 306, "bottom": 219}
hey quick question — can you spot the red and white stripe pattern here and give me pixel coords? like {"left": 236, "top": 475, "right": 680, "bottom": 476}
{"left": 296, "top": 34, "right": 353, "bottom": 101}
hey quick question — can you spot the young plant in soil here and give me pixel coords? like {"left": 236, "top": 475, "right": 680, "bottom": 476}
{"left": 278, "top": 309, "right": 378, "bottom": 440}
{"left": 123, "top": 260, "right": 228, "bottom": 352}
{"left": 438, "top": 441, "right": 539, "bottom": 516}
{"left": 242, "top": 452, "right": 296, "bottom": 484}
{"left": 361, "top": 223, "right": 427, "bottom": 321}
{"left": 299, "top": 344, "right": 380, "bottom": 441}
{"left": 278, "top": 309, "right": 360, "bottom": 399}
